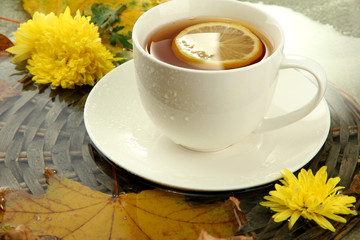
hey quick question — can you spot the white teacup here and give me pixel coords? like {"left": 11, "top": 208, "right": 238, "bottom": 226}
{"left": 132, "top": 0, "right": 327, "bottom": 152}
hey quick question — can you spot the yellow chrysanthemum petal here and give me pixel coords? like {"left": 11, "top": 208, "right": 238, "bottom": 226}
{"left": 6, "top": 45, "right": 32, "bottom": 62}
{"left": 321, "top": 212, "right": 347, "bottom": 223}
{"left": 273, "top": 209, "right": 294, "bottom": 222}
{"left": 261, "top": 166, "right": 357, "bottom": 232}
{"left": 327, "top": 178, "right": 342, "bottom": 192}
{"left": 282, "top": 169, "right": 298, "bottom": 184}
{"left": 7, "top": 6, "right": 116, "bottom": 88}
{"left": 289, "top": 211, "right": 301, "bottom": 229}
{"left": 314, "top": 167, "right": 328, "bottom": 187}
{"left": 298, "top": 168, "right": 312, "bottom": 186}
{"left": 312, "top": 214, "right": 336, "bottom": 232}
{"left": 260, "top": 198, "right": 283, "bottom": 208}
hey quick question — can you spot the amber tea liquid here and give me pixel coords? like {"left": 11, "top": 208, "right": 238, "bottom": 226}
{"left": 146, "top": 17, "right": 274, "bottom": 70}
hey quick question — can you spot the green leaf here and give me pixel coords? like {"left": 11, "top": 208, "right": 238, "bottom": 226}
{"left": 113, "top": 26, "right": 125, "bottom": 32}
{"left": 90, "top": 4, "right": 126, "bottom": 29}
{"left": 113, "top": 51, "right": 132, "bottom": 66}
{"left": 110, "top": 28, "right": 133, "bottom": 49}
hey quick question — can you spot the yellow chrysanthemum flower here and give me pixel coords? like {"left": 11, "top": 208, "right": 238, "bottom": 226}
{"left": 7, "top": 7, "right": 116, "bottom": 89}
{"left": 260, "top": 166, "right": 357, "bottom": 232}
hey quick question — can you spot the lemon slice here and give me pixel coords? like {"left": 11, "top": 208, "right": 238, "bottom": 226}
{"left": 172, "top": 22, "right": 264, "bottom": 69}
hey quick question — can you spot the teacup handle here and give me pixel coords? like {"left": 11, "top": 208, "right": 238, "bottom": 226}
{"left": 254, "top": 55, "right": 327, "bottom": 133}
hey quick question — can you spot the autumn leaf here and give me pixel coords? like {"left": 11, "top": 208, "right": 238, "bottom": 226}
{"left": 21, "top": 0, "right": 168, "bottom": 57}
{"left": 22, "top": 0, "right": 166, "bottom": 16}
{"left": 0, "top": 33, "right": 14, "bottom": 57}
{"left": 198, "top": 229, "right": 254, "bottom": 240}
{"left": 345, "top": 170, "right": 360, "bottom": 194}
{"left": 22, "top": 0, "right": 171, "bottom": 16}
{"left": 0, "top": 187, "right": 13, "bottom": 223}
{"left": 0, "top": 79, "right": 21, "bottom": 101}
{"left": 1, "top": 168, "right": 243, "bottom": 239}
{"left": 0, "top": 224, "right": 41, "bottom": 240}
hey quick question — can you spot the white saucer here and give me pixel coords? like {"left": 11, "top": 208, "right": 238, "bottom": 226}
{"left": 84, "top": 60, "right": 330, "bottom": 192}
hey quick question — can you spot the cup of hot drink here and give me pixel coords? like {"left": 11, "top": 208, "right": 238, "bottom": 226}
{"left": 132, "top": 0, "right": 327, "bottom": 152}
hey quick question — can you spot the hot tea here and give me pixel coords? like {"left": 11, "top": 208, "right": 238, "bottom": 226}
{"left": 146, "top": 17, "right": 274, "bottom": 70}
{"left": 133, "top": 0, "right": 327, "bottom": 151}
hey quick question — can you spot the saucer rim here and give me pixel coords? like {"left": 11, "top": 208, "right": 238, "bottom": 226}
{"left": 84, "top": 60, "right": 331, "bottom": 192}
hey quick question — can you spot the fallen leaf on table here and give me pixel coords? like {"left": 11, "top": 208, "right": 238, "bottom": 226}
{"left": 0, "top": 33, "right": 13, "bottom": 52}
{"left": 0, "top": 224, "right": 41, "bottom": 240}
{"left": 22, "top": 0, "right": 167, "bottom": 16}
{"left": 0, "top": 187, "right": 14, "bottom": 223}
{"left": 22, "top": 0, "right": 169, "bottom": 57}
{"left": 0, "top": 33, "right": 14, "bottom": 57}
{"left": 0, "top": 79, "right": 21, "bottom": 101}
{"left": 1, "top": 168, "right": 243, "bottom": 240}
{"left": 345, "top": 170, "right": 360, "bottom": 194}
{"left": 197, "top": 229, "right": 254, "bottom": 240}
{"left": 229, "top": 196, "right": 247, "bottom": 228}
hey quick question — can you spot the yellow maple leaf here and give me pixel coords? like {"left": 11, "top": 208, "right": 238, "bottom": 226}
{"left": 22, "top": 0, "right": 166, "bottom": 17}
{"left": 21, "top": 0, "right": 169, "bottom": 56}
{"left": 1, "top": 169, "right": 243, "bottom": 239}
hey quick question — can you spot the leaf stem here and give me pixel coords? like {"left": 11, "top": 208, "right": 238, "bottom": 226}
{"left": 112, "top": 165, "right": 119, "bottom": 196}
{"left": 0, "top": 16, "right": 22, "bottom": 24}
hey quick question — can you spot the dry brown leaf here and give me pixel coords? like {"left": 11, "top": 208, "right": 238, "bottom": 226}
{"left": 0, "top": 187, "right": 14, "bottom": 224}
{"left": 0, "top": 224, "right": 41, "bottom": 240}
{"left": 229, "top": 196, "right": 247, "bottom": 230}
{"left": 0, "top": 79, "right": 21, "bottom": 101}
{"left": 0, "top": 33, "right": 13, "bottom": 56}
{"left": 197, "top": 229, "right": 254, "bottom": 240}
{"left": 346, "top": 170, "right": 360, "bottom": 194}
{"left": 0, "top": 168, "right": 243, "bottom": 240}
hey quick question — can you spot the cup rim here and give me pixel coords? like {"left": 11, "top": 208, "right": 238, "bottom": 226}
{"left": 132, "top": 0, "right": 285, "bottom": 73}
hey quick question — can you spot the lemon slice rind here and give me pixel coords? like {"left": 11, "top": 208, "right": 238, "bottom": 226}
{"left": 172, "top": 22, "right": 264, "bottom": 70}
